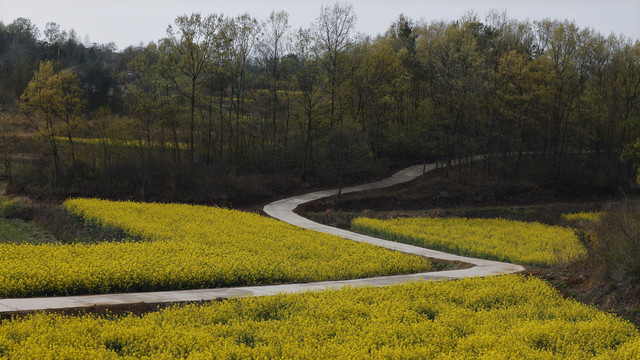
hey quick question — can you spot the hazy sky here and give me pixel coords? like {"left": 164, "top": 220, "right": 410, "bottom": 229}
{"left": 1, "top": 0, "right": 639, "bottom": 50}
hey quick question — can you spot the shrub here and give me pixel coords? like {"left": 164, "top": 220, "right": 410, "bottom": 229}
{"left": 593, "top": 200, "right": 640, "bottom": 285}
{"left": 0, "top": 195, "right": 18, "bottom": 218}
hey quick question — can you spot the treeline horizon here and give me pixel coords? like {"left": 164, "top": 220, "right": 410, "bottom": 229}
{"left": 1, "top": 4, "right": 639, "bottom": 204}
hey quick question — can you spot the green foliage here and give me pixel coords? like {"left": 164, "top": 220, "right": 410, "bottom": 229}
{"left": 324, "top": 120, "right": 372, "bottom": 179}
{"left": 0, "top": 218, "right": 57, "bottom": 244}
{"left": 593, "top": 201, "right": 640, "bottom": 285}
{"left": 1, "top": 10, "right": 640, "bottom": 199}
{"left": 20, "top": 61, "right": 86, "bottom": 124}
{"left": 0, "top": 196, "right": 18, "bottom": 218}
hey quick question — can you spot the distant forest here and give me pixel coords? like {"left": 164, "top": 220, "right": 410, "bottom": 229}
{"left": 1, "top": 4, "right": 639, "bottom": 204}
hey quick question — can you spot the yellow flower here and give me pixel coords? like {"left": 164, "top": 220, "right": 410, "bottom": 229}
{"left": 0, "top": 198, "right": 432, "bottom": 298}
{"left": 352, "top": 216, "right": 586, "bottom": 266}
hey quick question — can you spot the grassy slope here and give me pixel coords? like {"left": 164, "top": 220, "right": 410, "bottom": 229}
{"left": 1, "top": 181, "right": 60, "bottom": 245}
{"left": 0, "top": 218, "right": 58, "bottom": 245}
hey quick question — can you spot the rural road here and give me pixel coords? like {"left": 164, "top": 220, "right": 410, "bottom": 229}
{"left": 0, "top": 162, "right": 524, "bottom": 314}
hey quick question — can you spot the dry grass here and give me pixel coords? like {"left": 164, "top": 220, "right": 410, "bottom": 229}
{"left": 593, "top": 200, "right": 640, "bottom": 285}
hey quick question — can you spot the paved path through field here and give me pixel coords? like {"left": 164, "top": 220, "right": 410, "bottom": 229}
{"left": 0, "top": 162, "right": 524, "bottom": 314}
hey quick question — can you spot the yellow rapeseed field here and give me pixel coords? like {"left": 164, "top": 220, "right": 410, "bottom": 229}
{"left": 0, "top": 198, "right": 431, "bottom": 298}
{"left": 561, "top": 211, "right": 603, "bottom": 222}
{"left": 55, "top": 136, "right": 188, "bottom": 150}
{"left": 0, "top": 275, "right": 637, "bottom": 359}
{"left": 352, "top": 216, "right": 586, "bottom": 266}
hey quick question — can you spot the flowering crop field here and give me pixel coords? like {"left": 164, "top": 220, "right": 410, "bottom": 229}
{"left": 0, "top": 199, "right": 432, "bottom": 298}
{"left": 54, "top": 136, "right": 189, "bottom": 150}
{"left": 0, "top": 275, "right": 638, "bottom": 359}
{"left": 561, "top": 211, "right": 603, "bottom": 222}
{"left": 352, "top": 216, "right": 586, "bottom": 266}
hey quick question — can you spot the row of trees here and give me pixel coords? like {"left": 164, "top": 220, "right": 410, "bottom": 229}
{"left": 3, "top": 4, "right": 640, "bottom": 201}
{"left": 0, "top": 18, "right": 116, "bottom": 109}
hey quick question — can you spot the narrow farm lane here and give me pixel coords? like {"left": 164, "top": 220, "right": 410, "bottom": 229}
{"left": 0, "top": 162, "right": 523, "bottom": 314}
{"left": 263, "top": 163, "right": 525, "bottom": 278}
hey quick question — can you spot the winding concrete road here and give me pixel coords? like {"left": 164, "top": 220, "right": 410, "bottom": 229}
{"left": 0, "top": 162, "right": 524, "bottom": 314}
{"left": 263, "top": 163, "right": 524, "bottom": 279}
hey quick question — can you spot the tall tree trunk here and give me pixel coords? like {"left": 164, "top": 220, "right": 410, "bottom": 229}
{"left": 45, "top": 116, "right": 60, "bottom": 186}
{"left": 272, "top": 85, "right": 278, "bottom": 173}
{"left": 282, "top": 93, "right": 290, "bottom": 176}
{"left": 207, "top": 88, "right": 214, "bottom": 166}
{"left": 219, "top": 86, "right": 224, "bottom": 163}
{"left": 227, "top": 86, "right": 235, "bottom": 163}
{"left": 65, "top": 118, "right": 78, "bottom": 186}
{"left": 190, "top": 80, "right": 196, "bottom": 165}
{"left": 301, "top": 105, "right": 313, "bottom": 181}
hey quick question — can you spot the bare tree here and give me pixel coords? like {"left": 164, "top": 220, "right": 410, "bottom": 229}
{"left": 45, "top": 22, "right": 67, "bottom": 61}
{"left": 0, "top": 114, "right": 18, "bottom": 185}
{"left": 313, "top": 2, "right": 357, "bottom": 127}
{"left": 327, "top": 121, "right": 371, "bottom": 202}
{"left": 160, "top": 13, "right": 223, "bottom": 165}
{"left": 228, "top": 14, "right": 260, "bottom": 162}
{"left": 258, "top": 10, "right": 291, "bottom": 172}
{"left": 296, "top": 27, "right": 324, "bottom": 180}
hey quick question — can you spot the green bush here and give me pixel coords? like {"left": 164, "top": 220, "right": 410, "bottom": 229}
{"left": 0, "top": 196, "right": 18, "bottom": 218}
{"left": 593, "top": 200, "right": 640, "bottom": 284}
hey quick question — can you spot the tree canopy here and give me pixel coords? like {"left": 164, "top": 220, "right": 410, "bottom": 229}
{"left": 0, "top": 7, "right": 638, "bottom": 201}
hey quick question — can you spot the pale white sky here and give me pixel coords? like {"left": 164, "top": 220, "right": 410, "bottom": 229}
{"left": 1, "top": 0, "right": 639, "bottom": 50}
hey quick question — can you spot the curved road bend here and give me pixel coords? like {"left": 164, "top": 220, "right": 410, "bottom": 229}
{"left": 0, "top": 162, "right": 523, "bottom": 314}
